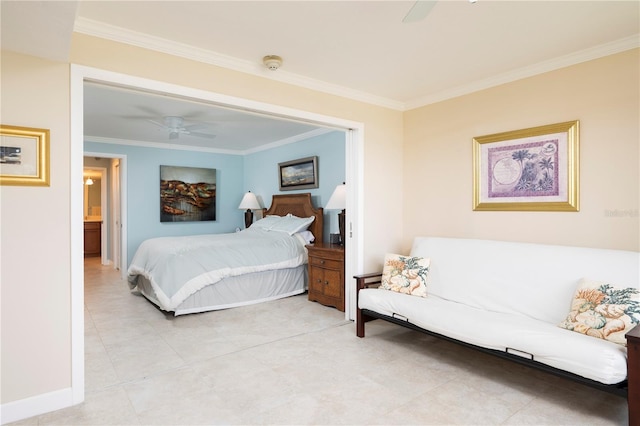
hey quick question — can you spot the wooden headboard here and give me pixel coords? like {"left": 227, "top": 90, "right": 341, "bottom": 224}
{"left": 263, "top": 193, "right": 324, "bottom": 242}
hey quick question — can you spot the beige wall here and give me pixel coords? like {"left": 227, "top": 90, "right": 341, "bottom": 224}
{"left": 1, "top": 51, "right": 72, "bottom": 402}
{"left": 403, "top": 49, "right": 639, "bottom": 252}
{"left": 2, "top": 34, "right": 638, "bottom": 415}
{"left": 1, "top": 34, "right": 405, "bottom": 409}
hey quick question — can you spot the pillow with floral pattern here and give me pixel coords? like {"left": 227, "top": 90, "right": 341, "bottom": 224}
{"left": 380, "top": 253, "right": 430, "bottom": 298}
{"left": 558, "top": 278, "right": 640, "bottom": 346}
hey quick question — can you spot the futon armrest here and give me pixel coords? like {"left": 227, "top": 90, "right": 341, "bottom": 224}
{"left": 627, "top": 322, "right": 640, "bottom": 340}
{"left": 354, "top": 272, "right": 382, "bottom": 290}
{"left": 354, "top": 272, "right": 383, "bottom": 338}
{"left": 627, "top": 323, "right": 640, "bottom": 425}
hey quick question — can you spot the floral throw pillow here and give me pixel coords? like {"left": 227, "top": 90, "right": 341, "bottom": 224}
{"left": 380, "top": 253, "right": 430, "bottom": 298}
{"left": 558, "top": 278, "right": 640, "bottom": 346}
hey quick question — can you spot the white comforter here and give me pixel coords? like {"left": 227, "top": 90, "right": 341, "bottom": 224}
{"left": 127, "top": 228, "right": 309, "bottom": 311}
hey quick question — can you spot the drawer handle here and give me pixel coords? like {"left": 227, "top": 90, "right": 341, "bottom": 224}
{"left": 320, "top": 260, "right": 325, "bottom": 264}
{"left": 317, "top": 279, "right": 322, "bottom": 283}
{"left": 324, "top": 280, "right": 329, "bottom": 285}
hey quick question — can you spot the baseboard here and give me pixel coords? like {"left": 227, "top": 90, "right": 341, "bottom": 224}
{"left": 0, "top": 387, "right": 75, "bottom": 425}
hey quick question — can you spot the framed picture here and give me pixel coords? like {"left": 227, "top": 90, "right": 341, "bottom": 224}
{"left": 473, "top": 121, "right": 579, "bottom": 212}
{"left": 278, "top": 156, "right": 319, "bottom": 191}
{"left": 160, "top": 165, "right": 216, "bottom": 222}
{"left": 0, "top": 125, "right": 50, "bottom": 186}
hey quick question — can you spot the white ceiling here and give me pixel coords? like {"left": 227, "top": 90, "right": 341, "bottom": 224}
{"left": 2, "top": 1, "right": 639, "bottom": 152}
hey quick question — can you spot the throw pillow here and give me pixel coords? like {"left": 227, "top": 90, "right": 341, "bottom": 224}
{"left": 558, "top": 278, "right": 640, "bottom": 346}
{"left": 380, "top": 253, "right": 430, "bottom": 298}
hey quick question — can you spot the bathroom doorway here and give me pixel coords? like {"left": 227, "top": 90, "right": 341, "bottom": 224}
{"left": 83, "top": 155, "right": 127, "bottom": 274}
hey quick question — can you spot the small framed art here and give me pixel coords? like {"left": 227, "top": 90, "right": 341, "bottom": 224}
{"left": 0, "top": 125, "right": 50, "bottom": 186}
{"left": 278, "top": 156, "right": 319, "bottom": 191}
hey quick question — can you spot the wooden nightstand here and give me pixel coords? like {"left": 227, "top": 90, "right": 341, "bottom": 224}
{"left": 306, "top": 242, "right": 345, "bottom": 311}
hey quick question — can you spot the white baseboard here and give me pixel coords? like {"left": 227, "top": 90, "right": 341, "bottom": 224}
{"left": 0, "top": 387, "right": 76, "bottom": 425}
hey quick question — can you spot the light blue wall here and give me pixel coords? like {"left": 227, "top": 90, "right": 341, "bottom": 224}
{"left": 85, "top": 141, "right": 245, "bottom": 264}
{"left": 86, "top": 130, "right": 345, "bottom": 265}
{"left": 244, "top": 130, "right": 345, "bottom": 243}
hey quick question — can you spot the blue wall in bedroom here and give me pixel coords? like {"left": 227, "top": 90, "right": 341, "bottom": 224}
{"left": 244, "top": 130, "right": 345, "bottom": 243}
{"left": 84, "top": 141, "right": 245, "bottom": 264}
{"left": 85, "top": 130, "right": 344, "bottom": 265}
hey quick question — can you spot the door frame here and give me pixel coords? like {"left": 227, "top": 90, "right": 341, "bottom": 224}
{"left": 70, "top": 64, "right": 364, "bottom": 404}
{"left": 83, "top": 154, "right": 128, "bottom": 276}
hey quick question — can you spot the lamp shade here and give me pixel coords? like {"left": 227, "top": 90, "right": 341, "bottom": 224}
{"left": 238, "top": 191, "right": 261, "bottom": 210}
{"left": 325, "top": 183, "right": 346, "bottom": 210}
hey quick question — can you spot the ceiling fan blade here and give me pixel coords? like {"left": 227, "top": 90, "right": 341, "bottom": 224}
{"left": 148, "top": 119, "right": 166, "bottom": 128}
{"left": 403, "top": 0, "right": 437, "bottom": 23}
{"left": 184, "top": 123, "right": 208, "bottom": 131}
{"left": 189, "top": 131, "right": 217, "bottom": 139}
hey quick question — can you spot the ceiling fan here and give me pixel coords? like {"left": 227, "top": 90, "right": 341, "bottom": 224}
{"left": 149, "top": 116, "right": 216, "bottom": 140}
{"left": 403, "top": 0, "right": 476, "bottom": 23}
{"left": 402, "top": 0, "right": 438, "bottom": 23}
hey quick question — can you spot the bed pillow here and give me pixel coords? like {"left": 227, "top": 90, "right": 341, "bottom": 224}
{"left": 269, "top": 214, "right": 315, "bottom": 235}
{"left": 380, "top": 253, "right": 430, "bottom": 298}
{"left": 251, "top": 215, "right": 283, "bottom": 230}
{"left": 295, "top": 230, "right": 315, "bottom": 245}
{"left": 558, "top": 278, "right": 640, "bottom": 346}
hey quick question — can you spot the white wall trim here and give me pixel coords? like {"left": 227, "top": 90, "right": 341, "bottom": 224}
{"left": 404, "top": 35, "right": 640, "bottom": 110}
{"left": 69, "top": 65, "right": 86, "bottom": 411}
{"left": 84, "top": 128, "right": 334, "bottom": 156}
{"left": 0, "top": 388, "right": 73, "bottom": 425}
{"left": 74, "top": 18, "right": 639, "bottom": 112}
{"left": 74, "top": 17, "right": 404, "bottom": 111}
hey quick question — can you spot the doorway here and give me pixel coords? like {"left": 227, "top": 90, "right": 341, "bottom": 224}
{"left": 82, "top": 165, "right": 107, "bottom": 261}
{"left": 70, "top": 65, "right": 364, "bottom": 405}
{"left": 83, "top": 156, "right": 127, "bottom": 275}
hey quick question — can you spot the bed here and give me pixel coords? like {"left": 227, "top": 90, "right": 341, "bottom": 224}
{"left": 127, "top": 193, "right": 323, "bottom": 315}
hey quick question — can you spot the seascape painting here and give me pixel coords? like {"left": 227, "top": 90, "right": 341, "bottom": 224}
{"left": 160, "top": 165, "right": 216, "bottom": 222}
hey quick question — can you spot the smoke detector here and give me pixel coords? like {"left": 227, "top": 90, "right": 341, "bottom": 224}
{"left": 263, "top": 55, "right": 283, "bottom": 71}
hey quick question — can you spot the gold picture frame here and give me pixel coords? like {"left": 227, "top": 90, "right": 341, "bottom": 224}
{"left": 0, "top": 125, "right": 50, "bottom": 186}
{"left": 473, "top": 121, "right": 579, "bottom": 212}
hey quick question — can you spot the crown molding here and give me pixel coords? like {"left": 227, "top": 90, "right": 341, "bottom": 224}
{"left": 242, "top": 128, "right": 334, "bottom": 155}
{"left": 74, "top": 18, "right": 639, "bottom": 113}
{"left": 84, "top": 135, "right": 242, "bottom": 155}
{"left": 83, "top": 128, "right": 334, "bottom": 155}
{"left": 74, "top": 17, "right": 405, "bottom": 111}
{"left": 404, "top": 35, "right": 640, "bottom": 110}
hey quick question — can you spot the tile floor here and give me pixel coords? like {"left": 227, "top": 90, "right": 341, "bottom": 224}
{"left": 12, "top": 258, "right": 628, "bottom": 425}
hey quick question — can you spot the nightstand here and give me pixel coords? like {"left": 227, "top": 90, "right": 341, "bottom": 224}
{"left": 306, "top": 242, "right": 345, "bottom": 311}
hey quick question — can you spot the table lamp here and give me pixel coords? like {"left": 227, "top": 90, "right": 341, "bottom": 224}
{"left": 325, "top": 182, "right": 346, "bottom": 245}
{"left": 238, "top": 191, "right": 261, "bottom": 228}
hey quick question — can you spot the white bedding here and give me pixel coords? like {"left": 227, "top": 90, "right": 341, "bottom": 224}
{"left": 127, "top": 227, "right": 310, "bottom": 312}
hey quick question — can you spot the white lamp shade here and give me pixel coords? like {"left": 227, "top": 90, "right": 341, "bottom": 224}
{"left": 238, "top": 191, "right": 261, "bottom": 210}
{"left": 325, "top": 183, "right": 346, "bottom": 210}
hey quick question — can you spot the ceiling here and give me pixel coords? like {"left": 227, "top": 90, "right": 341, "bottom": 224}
{"left": 2, "top": 1, "right": 639, "bottom": 152}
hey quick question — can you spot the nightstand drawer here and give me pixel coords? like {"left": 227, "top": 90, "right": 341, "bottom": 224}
{"left": 309, "top": 256, "right": 342, "bottom": 270}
